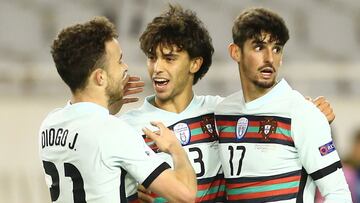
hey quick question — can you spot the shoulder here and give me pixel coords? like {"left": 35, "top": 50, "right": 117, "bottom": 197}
{"left": 39, "top": 107, "right": 64, "bottom": 128}
{"left": 195, "top": 95, "right": 224, "bottom": 107}
{"left": 214, "top": 90, "right": 244, "bottom": 114}
{"left": 291, "top": 91, "right": 323, "bottom": 117}
{"left": 99, "top": 115, "right": 142, "bottom": 148}
{"left": 120, "top": 108, "right": 145, "bottom": 122}
{"left": 106, "top": 115, "right": 136, "bottom": 132}
{"left": 289, "top": 91, "right": 329, "bottom": 129}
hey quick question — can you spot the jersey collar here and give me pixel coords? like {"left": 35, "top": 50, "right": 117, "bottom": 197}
{"left": 245, "top": 79, "right": 292, "bottom": 109}
{"left": 65, "top": 101, "right": 109, "bottom": 115}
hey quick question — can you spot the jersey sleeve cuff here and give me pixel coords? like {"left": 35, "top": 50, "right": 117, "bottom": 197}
{"left": 310, "top": 161, "right": 342, "bottom": 180}
{"left": 142, "top": 162, "right": 171, "bottom": 188}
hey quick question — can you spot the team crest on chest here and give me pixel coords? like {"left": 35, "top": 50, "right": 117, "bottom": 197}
{"left": 173, "top": 123, "right": 191, "bottom": 145}
{"left": 259, "top": 117, "right": 277, "bottom": 140}
{"left": 236, "top": 117, "right": 248, "bottom": 140}
{"left": 200, "top": 115, "right": 216, "bottom": 138}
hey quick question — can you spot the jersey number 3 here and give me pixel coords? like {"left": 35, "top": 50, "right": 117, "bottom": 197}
{"left": 189, "top": 147, "right": 205, "bottom": 177}
{"left": 42, "top": 160, "right": 86, "bottom": 202}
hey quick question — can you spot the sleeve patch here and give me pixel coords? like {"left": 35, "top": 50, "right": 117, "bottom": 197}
{"left": 318, "top": 140, "right": 336, "bottom": 156}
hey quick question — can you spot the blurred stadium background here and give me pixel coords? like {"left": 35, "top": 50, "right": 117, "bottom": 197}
{"left": 0, "top": 0, "right": 359, "bottom": 202}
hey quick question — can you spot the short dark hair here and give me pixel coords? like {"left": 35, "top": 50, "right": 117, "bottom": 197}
{"left": 232, "top": 8, "right": 289, "bottom": 49}
{"left": 140, "top": 4, "right": 214, "bottom": 85}
{"left": 51, "top": 16, "right": 118, "bottom": 93}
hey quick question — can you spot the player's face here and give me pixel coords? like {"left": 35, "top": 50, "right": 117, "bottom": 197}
{"left": 147, "top": 44, "right": 194, "bottom": 102}
{"left": 239, "top": 33, "right": 283, "bottom": 89}
{"left": 104, "top": 38, "right": 129, "bottom": 105}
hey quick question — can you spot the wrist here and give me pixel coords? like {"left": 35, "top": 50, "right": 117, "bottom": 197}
{"left": 168, "top": 144, "right": 186, "bottom": 157}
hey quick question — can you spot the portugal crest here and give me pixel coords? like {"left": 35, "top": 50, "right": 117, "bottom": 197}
{"left": 173, "top": 123, "right": 191, "bottom": 145}
{"left": 200, "top": 115, "right": 216, "bottom": 138}
{"left": 236, "top": 117, "right": 248, "bottom": 140}
{"left": 259, "top": 117, "right": 277, "bottom": 140}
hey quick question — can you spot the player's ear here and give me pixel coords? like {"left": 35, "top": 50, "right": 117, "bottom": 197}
{"left": 93, "top": 68, "right": 107, "bottom": 86}
{"left": 189, "top": 57, "right": 203, "bottom": 74}
{"left": 228, "top": 43, "right": 241, "bottom": 62}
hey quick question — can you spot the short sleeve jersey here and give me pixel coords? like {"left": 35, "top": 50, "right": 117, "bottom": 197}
{"left": 215, "top": 79, "right": 351, "bottom": 203}
{"left": 39, "top": 102, "right": 170, "bottom": 203}
{"left": 119, "top": 95, "right": 226, "bottom": 202}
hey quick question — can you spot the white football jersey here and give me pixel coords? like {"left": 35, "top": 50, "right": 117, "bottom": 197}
{"left": 120, "top": 95, "right": 226, "bottom": 202}
{"left": 215, "top": 79, "right": 352, "bottom": 203}
{"left": 39, "top": 102, "right": 170, "bottom": 203}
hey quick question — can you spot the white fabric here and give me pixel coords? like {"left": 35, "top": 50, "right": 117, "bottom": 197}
{"left": 39, "top": 102, "right": 167, "bottom": 203}
{"left": 120, "top": 94, "right": 225, "bottom": 201}
{"left": 215, "top": 79, "right": 352, "bottom": 203}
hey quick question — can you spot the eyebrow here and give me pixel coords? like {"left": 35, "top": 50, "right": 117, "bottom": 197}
{"left": 251, "top": 39, "right": 283, "bottom": 46}
{"left": 162, "top": 52, "right": 178, "bottom": 57}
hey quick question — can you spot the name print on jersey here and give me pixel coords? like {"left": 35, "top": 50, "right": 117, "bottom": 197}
{"left": 41, "top": 128, "right": 79, "bottom": 150}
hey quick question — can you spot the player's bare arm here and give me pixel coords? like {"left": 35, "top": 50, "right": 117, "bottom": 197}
{"left": 306, "top": 96, "right": 335, "bottom": 124}
{"left": 142, "top": 122, "right": 197, "bottom": 203}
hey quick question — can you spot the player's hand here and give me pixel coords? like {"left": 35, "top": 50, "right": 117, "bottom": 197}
{"left": 142, "top": 121, "right": 182, "bottom": 154}
{"left": 122, "top": 75, "right": 144, "bottom": 104}
{"left": 108, "top": 75, "right": 144, "bottom": 115}
{"left": 306, "top": 96, "right": 335, "bottom": 124}
{"left": 138, "top": 185, "right": 154, "bottom": 203}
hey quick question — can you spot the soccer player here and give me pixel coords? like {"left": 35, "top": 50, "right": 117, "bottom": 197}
{"left": 121, "top": 5, "right": 225, "bottom": 203}
{"left": 121, "top": 5, "right": 337, "bottom": 203}
{"left": 39, "top": 16, "right": 197, "bottom": 203}
{"left": 215, "top": 8, "right": 352, "bottom": 202}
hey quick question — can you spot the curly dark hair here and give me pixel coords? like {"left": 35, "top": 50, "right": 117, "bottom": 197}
{"left": 232, "top": 8, "right": 289, "bottom": 49}
{"left": 51, "top": 16, "right": 118, "bottom": 93}
{"left": 139, "top": 4, "right": 214, "bottom": 85}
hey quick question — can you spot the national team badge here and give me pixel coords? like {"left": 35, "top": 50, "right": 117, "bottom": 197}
{"left": 318, "top": 140, "right": 336, "bottom": 156}
{"left": 200, "top": 115, "right": 216, "bottom": 138}
{"left": 173, "top": 123, "right": 191, "bottom": 145}
{"left": 259, "top": 117, "right": 277, "bottom": 140}
{"left": 236, "top": 117, "right": 248, "bottom": 140}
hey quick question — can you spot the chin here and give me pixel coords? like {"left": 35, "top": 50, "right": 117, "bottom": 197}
{"left": 255, "top": 79, "right": 276, "bottom": 89}
{"left": 155, "top": 92, "right": 171, "bottom": 102}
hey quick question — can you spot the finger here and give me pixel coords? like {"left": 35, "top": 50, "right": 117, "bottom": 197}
{"left": 128, "top": 75, "right": 141, "bottom": 81}
{"left": 327, "top": 114, "right": 336, "bottom": 124}
{"left": 318, "top": 102, "right": 330, "bottom": 112}
{"left": 122, "top": 98, "right": 139, "bottom": 104}
{"left": 313, "top": 96, "right": 326, "bottom": 107}
{"left": 321, "top": 108, "right": 332, "bottom": 115}
{"left": 138, "top": 184, "right": 147, "bottom": 193}
{"left": 142, "top": 127, "right": 158, "bottom": 141}
{"left": 126, "top": 81, "right": 145, "bottom": 88}
{"left": 138, "top": 184, "right": 152, "bottom": 194}
{"left": 305, "top": 96, "right": 312, "bottom": 101}
{"left": 124, "top": 88, "right": 144, "bottom": 96}
{"left": 150, "top": 121, "right": 166, "bottom": 130}
{"left": 138, "top": 191, "right": 154, "bottom": 203}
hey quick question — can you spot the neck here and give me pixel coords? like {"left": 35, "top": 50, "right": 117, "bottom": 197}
{"left": 241, "top": 82, "right": 272, "bottom": 103}
{"left": 71, "top": 88, "right": 108, "bottom": 110}
{"left": 152, "top": 90, "right": 194, "bottom": 114}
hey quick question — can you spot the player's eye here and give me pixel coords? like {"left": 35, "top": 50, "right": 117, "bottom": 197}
{"left": 254, "top": 45, "right": 263, "bottom": 51}
{"left": 147, "top": 55, "right": 156, "bottom": 62}
{"left": 273, "top": 46, "right": 283, "bottom": 54}
{"left": 165, "top": 57, "right": 175, "bottom": 62}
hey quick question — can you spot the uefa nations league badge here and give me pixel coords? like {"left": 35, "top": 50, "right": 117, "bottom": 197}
{"left": 173, "top": 123, "right": 191, "bottom": 145}
{"left": 236, "top": 117, "right": 248, "bottom": 140}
